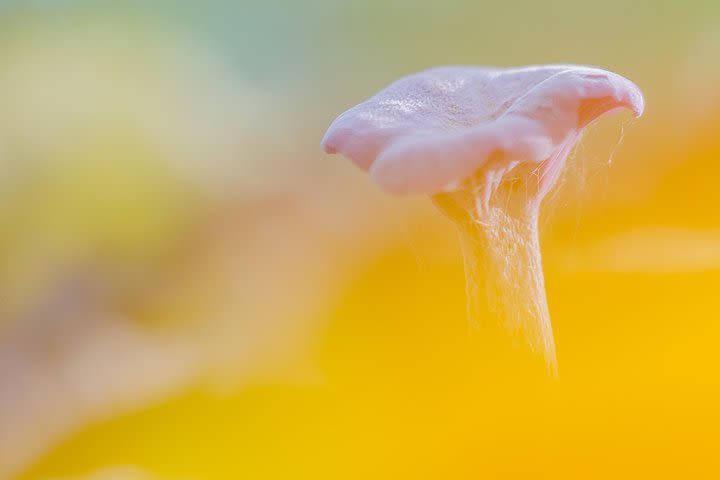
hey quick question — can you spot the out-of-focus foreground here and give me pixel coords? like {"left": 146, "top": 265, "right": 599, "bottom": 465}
{"left": 0, "top": 1, "right": 719, "bottom": 479}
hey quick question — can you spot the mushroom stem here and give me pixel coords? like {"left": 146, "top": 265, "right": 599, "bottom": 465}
{"left": 454, "top": 203, "right": 557, "bottom": 377}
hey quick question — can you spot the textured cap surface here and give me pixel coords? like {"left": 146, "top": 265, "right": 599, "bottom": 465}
{"left": 322, "top": 65, "right": 644, "bottom": 195}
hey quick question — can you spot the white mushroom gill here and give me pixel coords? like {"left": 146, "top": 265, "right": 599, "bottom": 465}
{"left": 322, "top": 65, "right": 644, "bottom": 376}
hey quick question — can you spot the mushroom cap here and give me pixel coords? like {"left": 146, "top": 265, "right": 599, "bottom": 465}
{"left": 322, "top": 65, "right": 644, "bottom": 195}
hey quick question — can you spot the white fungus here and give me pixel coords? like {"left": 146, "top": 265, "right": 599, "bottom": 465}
{"left": 322, "top": 65, "right": 644, "bottom": 375}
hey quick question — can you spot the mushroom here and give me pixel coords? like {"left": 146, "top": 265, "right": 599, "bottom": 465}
{"left": 322, "top": 65, "right": 644, "bottom": 375}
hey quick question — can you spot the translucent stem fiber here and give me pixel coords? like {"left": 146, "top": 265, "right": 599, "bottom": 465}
{"left": 456, "top": 205, "right": 557, "bottom": 377}
{"left": 433, "top": 155, "right": 564, "bottom": 377}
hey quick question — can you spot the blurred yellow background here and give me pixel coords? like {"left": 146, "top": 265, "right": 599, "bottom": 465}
{"left": 0, "top": 1, "right": 719, "bottom": 479}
